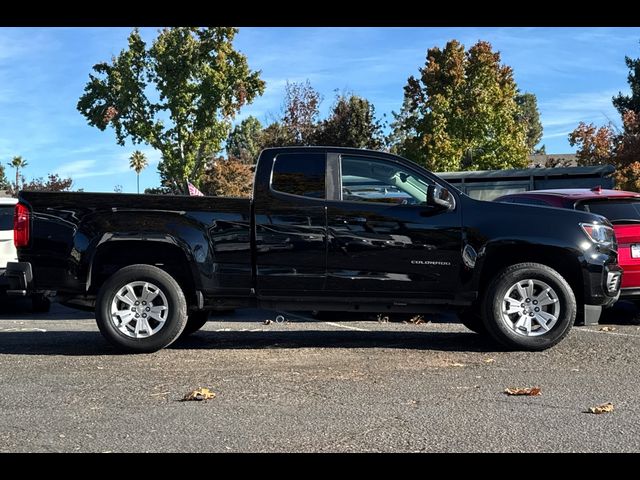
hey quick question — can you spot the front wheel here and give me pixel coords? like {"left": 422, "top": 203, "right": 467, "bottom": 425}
{"left": 95, "top": 264, "right": 188, "bottom": 353}
{"left": 482, "top": 263, "right": 576, "bottom": 351}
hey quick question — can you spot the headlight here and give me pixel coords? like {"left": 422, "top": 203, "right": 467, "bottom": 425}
{"left": 580, "top": 223, "right": 615, "bottom": 247}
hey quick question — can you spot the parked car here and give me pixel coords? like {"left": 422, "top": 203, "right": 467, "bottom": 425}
{"left": 0, "top": 197, "right": 50, "bottom": 312}
{"left": 496, "top": 187, "right": 640, "bottom": 303}
{"left": 6, "top": 147, "right": 621, "bottom": 352}
{"left": 0, "top": 197, "right": 18, "bottom": 284}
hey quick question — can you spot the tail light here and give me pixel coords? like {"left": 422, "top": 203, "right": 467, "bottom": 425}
{"left": 14, "top": 202, "right": 30, "bottom": 248}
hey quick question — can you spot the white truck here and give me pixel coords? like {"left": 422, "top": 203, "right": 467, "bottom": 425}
{"left": 1, "top": 197, "right": 49, "bottom": 312}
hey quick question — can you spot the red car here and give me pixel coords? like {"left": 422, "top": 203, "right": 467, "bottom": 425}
{"left": 496, "top": 187, "right": 640, "bottom": 302}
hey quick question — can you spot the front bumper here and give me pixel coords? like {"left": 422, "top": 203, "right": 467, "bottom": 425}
{"left": 5, "top": 261, "right": 33, "bottom": 296}
{"left": 583, "top": 255, "right": 622, "bottom": 308}
{"left": 620, "top": 287, "right": 640, "bottom": 301}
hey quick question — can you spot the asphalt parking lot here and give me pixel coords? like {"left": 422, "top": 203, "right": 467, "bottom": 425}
{"left": 1, "top": 299, "right": 640, "bottom": 452}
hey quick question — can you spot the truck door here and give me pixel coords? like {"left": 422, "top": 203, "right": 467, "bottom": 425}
{"left": 325, "top": 153, "right": 463, "bottom": 299}
{"left": 254, "top": 152, "right": 327, "bottom": 296}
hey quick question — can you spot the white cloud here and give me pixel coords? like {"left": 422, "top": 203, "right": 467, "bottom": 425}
{"left": 55, "top": 146, "right": 161, "bottom": 179}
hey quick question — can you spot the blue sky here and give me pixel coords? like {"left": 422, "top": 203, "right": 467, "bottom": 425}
{"left": 0, "top": 27, "right": 639, "bottom": 193}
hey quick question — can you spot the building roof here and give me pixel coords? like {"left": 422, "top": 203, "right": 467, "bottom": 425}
{"left": 504, "top": 188, "right": 640, "bottom": 201}
{"left": 437, "top": 164, "right": 615, "bottom": 180}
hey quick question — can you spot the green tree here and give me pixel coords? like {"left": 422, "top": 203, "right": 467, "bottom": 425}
{"left": 515, "top": 92, "right": 543, "bottom": 153}
{"left": 391, "top": 40, "right": 529, "bottom": 172}
{"left": 0, "top": 164, "right": 9, "bottom": 190}
{"left": 77, "top": 27, "right": 265, "bottom": 194}
{"left": 7, "top": 156, "right": 28, "bottom": 190}
{"left": 613, "top": 45, "right": 640, "bottom": 119}
{"left": 226, "top": 116, "right": 263, "bottom": 164}
{"left": 258, "top": 121, "right": 296, "bottom": 149}
{"left": 313, "top": 93, "right": 384, "bottom": 149}
{"left": 129, "top": 150, "right": 148, "bottom": 194}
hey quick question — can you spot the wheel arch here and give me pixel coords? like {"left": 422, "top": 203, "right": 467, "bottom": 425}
{"left": 88, "top": 238, "right": 198, "bottom": 307}
{"left": 475, "top": 243, "right": 584, "bottom": 305}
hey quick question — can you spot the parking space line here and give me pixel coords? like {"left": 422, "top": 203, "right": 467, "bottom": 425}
{"left": 575, "top": 328, "right": 640, "bottom": 338}
{"left": 324, "top": 321, "right": 370, "bottom": 332}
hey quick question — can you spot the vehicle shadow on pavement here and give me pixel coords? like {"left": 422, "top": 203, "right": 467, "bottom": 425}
{"left": 0, "top": 329, "right": 499, "bottom": 355}
{"left": 172, "top": 330, "right": 499, "bottom": 353}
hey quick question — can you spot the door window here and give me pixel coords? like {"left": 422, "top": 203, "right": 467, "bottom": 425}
{"left": 271, "top": 153, "right": 326, "bottom": 199}
{"left": 340, "top": 156, "right": 432, "bottom": 205}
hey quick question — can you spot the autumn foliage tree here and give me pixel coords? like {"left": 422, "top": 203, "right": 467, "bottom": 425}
{"left": 258, "top": 81, "right": 321, "bottom": 149}
{"left": 77, "top": 27, "right": 265, "bottom": 194}
{"left": 14, "top": 174, "right": 74, "bottom": 195}
{"left": 200, "top": 157, "right": 254, "bottom": 197}
{"left": 390, "top": 40, "right": 531, "bottom": 172}
{"left": 568, "top": 122, "right": 616, "bottom": 166}
{"left": 569, "top": 44, "right": 640, "bottom": 191}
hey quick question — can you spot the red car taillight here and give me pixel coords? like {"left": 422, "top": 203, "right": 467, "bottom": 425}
{"left": 14, "top": 202, "right": 30, "bottom": 248}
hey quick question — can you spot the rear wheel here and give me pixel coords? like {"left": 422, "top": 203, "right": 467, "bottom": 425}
{"left": 179, "top": 311, "right": 210, "bottom": 338}
{"left": 95, "top": 264, "right": 188, "bottom": 353}
{"left": 482, "top": 263, "right": 576, "bottom": 351}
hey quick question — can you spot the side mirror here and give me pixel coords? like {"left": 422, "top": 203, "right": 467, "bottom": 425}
{"left": 426, "top": 185, "right": 454, "bottom": 211}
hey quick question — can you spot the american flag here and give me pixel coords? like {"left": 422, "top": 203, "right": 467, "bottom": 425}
{"left": 187, "top": 181, "right": 204, "bottom": 196}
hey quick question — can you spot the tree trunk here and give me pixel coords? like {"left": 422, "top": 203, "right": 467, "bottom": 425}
{"left": 137, "top": 173, "right": 140, "bottom": 194}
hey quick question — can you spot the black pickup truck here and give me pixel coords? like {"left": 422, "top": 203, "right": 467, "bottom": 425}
{"left": 7, "top": 147, "right": 622, "bottom": 352}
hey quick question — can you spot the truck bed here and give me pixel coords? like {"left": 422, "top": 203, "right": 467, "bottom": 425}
{"left": 18, "top": 191, "right": 253, "bottom": 298}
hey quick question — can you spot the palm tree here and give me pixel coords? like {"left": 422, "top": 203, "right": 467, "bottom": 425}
{"left": 8, "top": 156, "right": 28, "bottom": 191}
{"left": 129, "top": 150, "right": 148, "bottom": 194}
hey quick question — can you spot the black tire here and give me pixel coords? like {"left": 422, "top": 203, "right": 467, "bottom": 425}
{"left": 95, "top": 264, "right": 188, "bottom": 353}
{"left": 482, "top": 262, "right": 576, "bottom": 351}
{"left": 457, "top": 309, "right": 487, "bottom": 335}
{"left": 179, "top": 311, "right": 210, "bottom": 338}
{"left": 31, "top": 294, "right": 51, "bottom": 313}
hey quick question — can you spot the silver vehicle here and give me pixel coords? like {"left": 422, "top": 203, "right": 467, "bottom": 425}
{"left": 1, "top": 197, "right": 49, "bottom": 312}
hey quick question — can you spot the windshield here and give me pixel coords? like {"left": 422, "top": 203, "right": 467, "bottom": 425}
{"left": 578, "top": 199, "right": 640, "bottom": 222}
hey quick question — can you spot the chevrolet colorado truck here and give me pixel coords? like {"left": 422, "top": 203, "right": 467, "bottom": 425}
{"left": 6, "top": 147, "right": 622, "bottom": 352}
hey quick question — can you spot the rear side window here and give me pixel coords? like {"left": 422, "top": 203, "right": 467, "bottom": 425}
{"left": 0, "top": 207, "right": 13, "bottom": 230}
{"left": 271, "top": 153, "right": 326, "bottom": 199}
{"left": 580, "top": 200, "right": 640, "bottom": 222}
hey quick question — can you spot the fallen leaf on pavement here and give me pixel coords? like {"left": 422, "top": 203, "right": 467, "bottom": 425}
{"left": 504, "top": 387, "right": 541, "bottom": 396}
{"left": 181, "top": 388, "right": 216, "bottom": 401}
{"left": 484, "top": 358, "right": 496, "bottom": 364}
{"left": 599, "top": 326, "right": 616, "bottom": 332}
{"left": 587, "top": 402, "right": 614, "bottom": 414}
